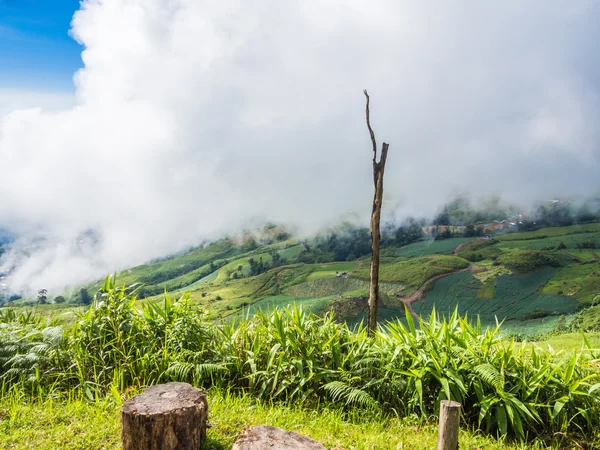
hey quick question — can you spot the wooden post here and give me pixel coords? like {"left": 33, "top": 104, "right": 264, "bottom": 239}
{"left": 364, "top": 89, "right": 390, "bottom": 336}
{"left": 437, "top": 400, "right": 460, "bottom": 450}
{"left": 121, "top": 382, "right": 208, "bottom": 450}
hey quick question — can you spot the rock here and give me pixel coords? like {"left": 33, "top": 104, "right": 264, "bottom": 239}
{"left": 232, "top": 425, "right": 325, "bottom": 450}
{"left": 121, "top": 382, "right": 208, "bottom": 450}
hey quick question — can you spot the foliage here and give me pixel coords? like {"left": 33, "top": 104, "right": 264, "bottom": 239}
{"left": 132, "top": 240, "right": 238, "bottom": 285}
{"left": 541, "top": 262, "right": 600, "bottom": 303}
{"left": 497, "top": 250, "right": 559, "bottom": 273}
{"left": 355, "top": 255, "right": 469, "bottom": 286}
{"left": 284, "top": 277, "right": 368, "bottom": 298}
{"left": 457, "top": 239, "right": 503, "bottom": 262}
{"left": 498, "top": 232, "right": 600, "bottom": 251}
{"left": 382, "top": 217, "right": 425, "bottom": 248}
{"left": 295, "top": 227, "right": 372, "bottom": 263}
{"left": 2, "top": 281, "right": 600, "bottom": 443}
{"left": 37, "top": 289, "right": 47, "bottom": 305}
{"left": 570, "top": 303, "right": 600, "bottom": 332}
{"left": 396, "top": 238, "right": 473, "bottom": 257}
{"left": 414, "top": 269, "right": 579, "bottom": 325}
{"left": 497, "top": 224, "right": 600, "bottom": 242}
{"left": 76, "top": 288, "right": 92, "bottom": 305}
{"left": 0, "top": 390, "right": 554, "bottom": 450}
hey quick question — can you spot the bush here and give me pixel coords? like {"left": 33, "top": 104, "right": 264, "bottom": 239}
{"left": 498, "top": 250, "right": 559, "bottom": 272}
{"left": 2, "top": 277, "right": 600, "bottom": 442}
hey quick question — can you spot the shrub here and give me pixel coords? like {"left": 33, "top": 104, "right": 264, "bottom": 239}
{"left": 1, "top": 277, "right": 600, "bottom": 442}
{"left": 498, "top": 250, "right": 559, "bottom": 272}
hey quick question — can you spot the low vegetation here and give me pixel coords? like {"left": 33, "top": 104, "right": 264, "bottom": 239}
{"left": 0, "top": 390, "right": 551, "bottom": 450}
{"left": 354, "top": 255, "right": 469, "bottom": 286}
{"left": 413, "top": 269, "right": 579, "bottom": 330}
{"left": 395, "top": 237, "right": 473, "bottom": 257}
{"left": 496, "top": 250, "right": 559, "bottom": 273}
{"left": 2, "top": 279, "right": 600, "bottom": 447}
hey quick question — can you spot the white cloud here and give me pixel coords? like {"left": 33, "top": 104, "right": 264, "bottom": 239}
{"left": 0, "top": 89, "right": 74, "bottom": 116}
{"left": 1, "top": 0, "right": 599, "bottom": 294}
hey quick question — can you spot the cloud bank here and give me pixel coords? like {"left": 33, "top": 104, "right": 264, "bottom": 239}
{"left": 1, "top": 0, "right": 599, "bottom": 294}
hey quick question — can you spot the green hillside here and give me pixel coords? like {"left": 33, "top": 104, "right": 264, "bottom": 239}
{"left": 3, "top": 222, "right": 600, "bottom": 448}
{"left": 17, "top": 222, "right": 598, "bottom": 338}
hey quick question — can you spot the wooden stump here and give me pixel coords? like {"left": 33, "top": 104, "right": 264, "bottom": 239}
{"left": 121, "top": 382, "right": 208, "bottom": 450}
{"left": 437, "top": 400, "right": 461, "bottom": 450}
{"left": 232, "top": 426, "right": 325, "bottom": 450}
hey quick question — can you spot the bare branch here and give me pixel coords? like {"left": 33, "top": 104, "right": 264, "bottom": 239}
{"left": 364, "top": 89, "right": 377, "bottom": 162}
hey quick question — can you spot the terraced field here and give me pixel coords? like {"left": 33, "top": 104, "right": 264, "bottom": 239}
{"left": 238, "top": 295, "right": 333, "bottom": 316}
{"left": 498, "top": 232, "right": 600, "bottom": 250}
{"left": 496, "top": 223, "right": 600, "bottom": 241}
{"left": 396, "top": 238, "right": 473, "bottom": 256}
{"left": 65, "top": 222, "right": 600, "bottom": 338}
{"left": 540, "top": 261, "right": 600, "bottom": 303}
{"left": 413, "top": 268, "right": 579, "bottom": 325}
{"left": 354, "top": 255, "right": 469, "bottom": 286}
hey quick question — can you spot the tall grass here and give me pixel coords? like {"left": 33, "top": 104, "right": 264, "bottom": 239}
{"left": 1, "top": 275, "right": 599, "bottom": 443}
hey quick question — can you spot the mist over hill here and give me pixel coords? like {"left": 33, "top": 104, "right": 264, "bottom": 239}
{"left": 1, "top": 1, "right": 599, "bottom": 294}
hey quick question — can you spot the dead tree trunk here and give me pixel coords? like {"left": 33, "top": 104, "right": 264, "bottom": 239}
{"left": 364, "top": 90, "right": 389, "bottom": 336}
{"left": 121, "top": 382, "right": 208, "bottom": 450}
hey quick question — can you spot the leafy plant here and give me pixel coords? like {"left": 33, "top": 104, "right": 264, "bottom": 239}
{"left": 2, "top": 277, "right": 600, "bottom": 443}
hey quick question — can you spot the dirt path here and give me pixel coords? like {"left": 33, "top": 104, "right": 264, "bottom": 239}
{"left": 400, "top": 238, "right": 477, "bottom": 319}
{"left": 400, "top": 264, "right": 473, "bottom": 318}
{"left": 401, "top": 237, "right": 492, "bottom": 318}
{"left": 453, "top": 238, "right": 482, "bottom": 256}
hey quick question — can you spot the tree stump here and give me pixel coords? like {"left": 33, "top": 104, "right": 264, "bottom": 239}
{"left": 232, "top": 425, "right": 325, "bottom": 450}
{"left": 121, "top": 382, "right": 208, "bottom": 450}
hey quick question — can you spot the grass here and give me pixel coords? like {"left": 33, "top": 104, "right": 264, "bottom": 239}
{"left": 531, "top": 332, "right": 600, "bottom": 353}
{"left": 499, "top": 316, "right": 569, "bottom": 340}
{"left": 472, "top": 262, "right": 511, "bottom": 284}
{"left": 566, "top": 250, "right": 600, "bottom": 262}
{"left": 111, "top": 239, "right": 237, "bottom": 287}
{"left": 498, "top": 232, "right": 600, "bottom": 251}
{"left": 284, "top": 277, "right": 369, "bottom": 298}
{"left": 497, "top": 250, "right": 559, "bottom": 273}
{"left": 569, "top": 304, "right": 600, "bottom": 332}
{"left": 496, "top": 224, "right": 600, "bottom": 241}
{"left": 305, "top": 262, "right": 361, "bottom": 281}
{"left": 174, "top": 269, "right": 218, "bottom": 292}
{"left": 4, "top": 282, "right": 600, "bottom": 444}
{"left": 396, "top": 238, "right": 473, "bottom": 257}
{"left": 456, "top": 239, "right": 503, "bottom": 262}
{"left": 0, "top": 390, "right": 551, "bottom": 450}
{"left": 413, "top": 268, "right": 579, "bottom": 329}
{"left": 541, "top": 261, "right": 600, "bottom": 303}
{"left": 239, "top": 295, "right": 333, "bottom": 316}
{"left": 355, "top": 255, "right": 469, "bottom": 286}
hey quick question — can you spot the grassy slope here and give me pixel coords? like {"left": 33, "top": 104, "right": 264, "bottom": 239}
{"left": 496, "top": 223, "right": 600, "bottom": 241}
{"left": 498, "top": 232, "right": 600, "bottom": 250}
{"left": 413, "top": 268, "right": 579, "bottom": 324}
{"left": 4, "top": 226, "right": 600, "bottom": 448}
{"left": 116, "top": 240, "right": 237, "bottom": 286}
{"left": 531, "top": 332, "right": 600, "bottom": 353}
{"left": 354, "top": 255, "right": 469, "bottom": 286}
{"left": 541, "top": 262, "right": 600, "bottom": 303}
{"left": 65, "top": 223, "right": 599, "bottom": 332}
{"left": 0, "top": 390, "right": 546, "bottom": 450}
{"left": 395, "top": 237, "right": 473, "bottom": 256}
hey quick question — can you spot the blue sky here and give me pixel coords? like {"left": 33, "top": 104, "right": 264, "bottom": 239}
{"left": 0, "top": 0, "right": 82, "bottom": 91}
